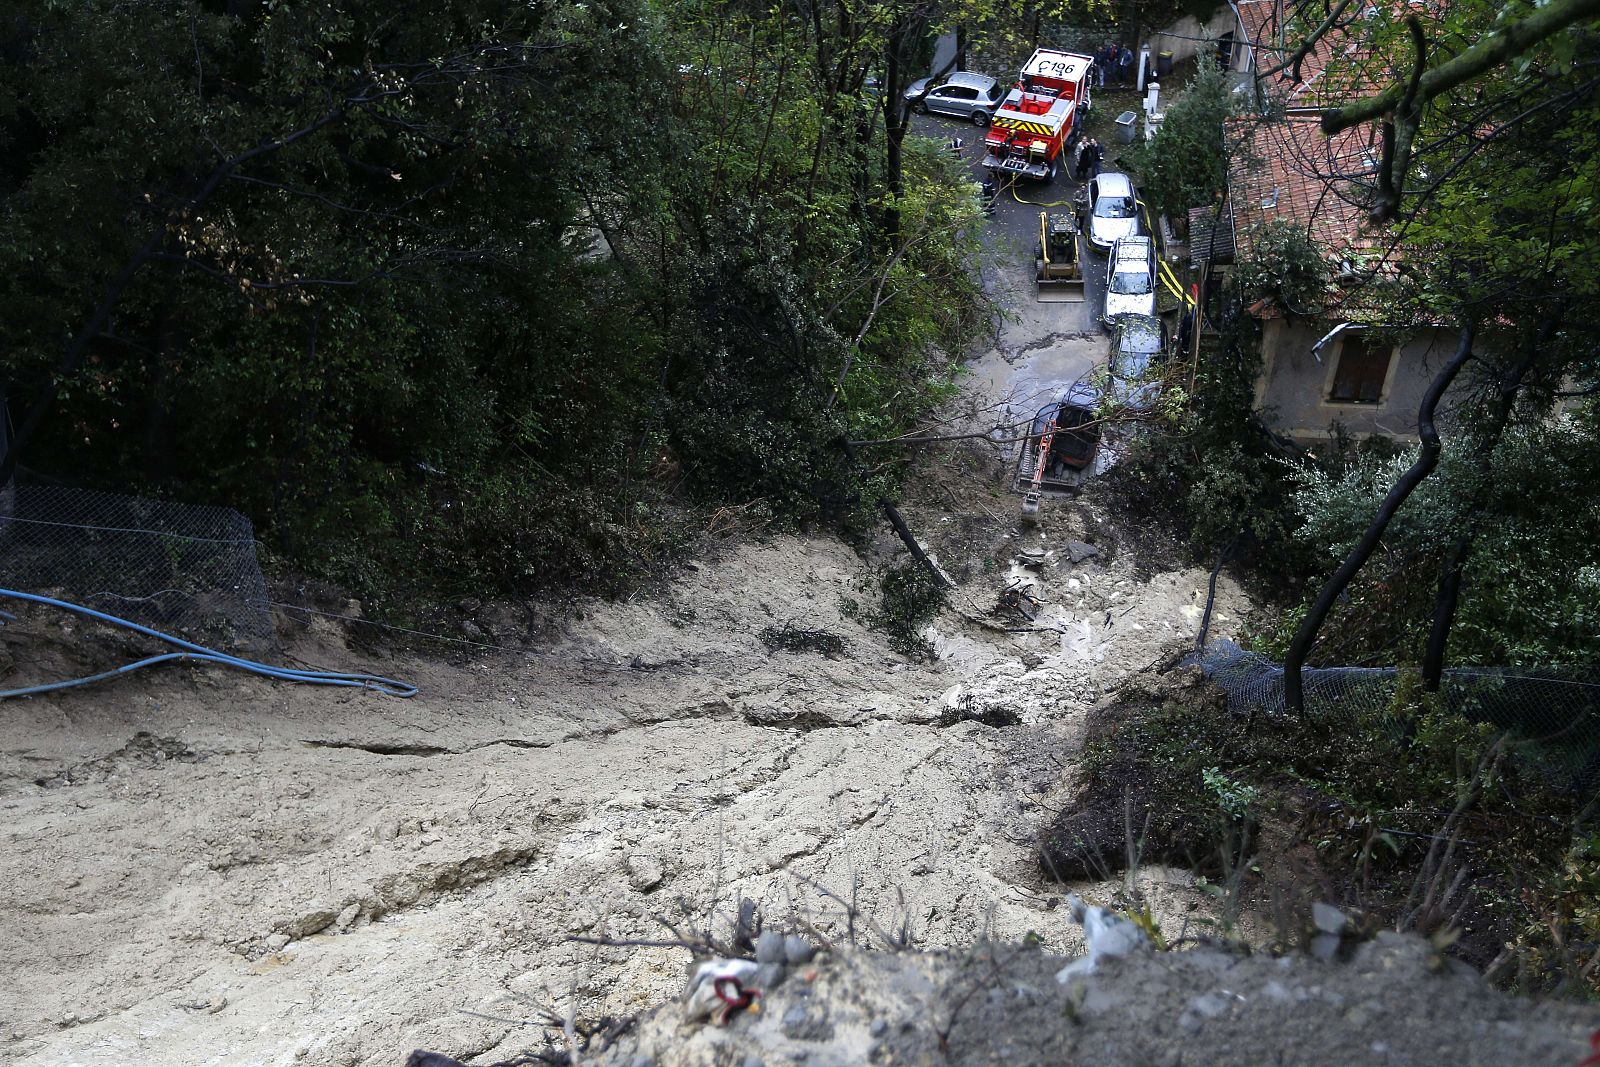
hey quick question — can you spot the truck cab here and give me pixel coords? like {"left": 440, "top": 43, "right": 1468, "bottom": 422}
{"left": 981, "top": 49, "right": 1095, "bottom": 183}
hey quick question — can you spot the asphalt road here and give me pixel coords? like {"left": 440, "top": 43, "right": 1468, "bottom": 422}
{"left": 910, "top": 111, "right": 1109, "bottom": 336}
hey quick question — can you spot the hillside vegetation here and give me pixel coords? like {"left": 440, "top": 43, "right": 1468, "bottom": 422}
{"left": 0, "top": 0, "right": 986, "bottom": 603}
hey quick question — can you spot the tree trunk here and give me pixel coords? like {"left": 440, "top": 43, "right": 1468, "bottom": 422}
{"left": 881, "top": 499, "right": 954, "bottom": 588}
{"left": 1420, "top": 340, "right": 1546, "bottom": 690}
{"left": 1284, "top": 325, "right": 1474, "bottom": 714}
{"left": 881, "top": 10, "right": 922, "bottom": 238}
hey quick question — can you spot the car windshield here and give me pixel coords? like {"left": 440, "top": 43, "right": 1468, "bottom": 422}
{"left": 1118, "top": 320, "right": 1163, "bottom": 361}
{"left": 1095, "top": 195, "right": 1136, "bottom": 219}
{"left": 1109, "top": 267, "right": 1151, "bottom": 295}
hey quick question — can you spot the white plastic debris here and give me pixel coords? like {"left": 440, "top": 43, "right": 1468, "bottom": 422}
{"left": 1055, "top": 892, "right": 1151, "bottom": 982}
{"left": 684, "top": 958, "right": 763, "bottom": 1024}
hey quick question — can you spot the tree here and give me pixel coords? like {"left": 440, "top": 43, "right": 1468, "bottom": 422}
{"left": 0, "top": 0, "right": 991, "bottom": 604}
{"left": 1245, "top": 0, "right": 1600, "bottom": 693}
{"left": 1134, "top": 52, "right": 1235, "bottom": 224}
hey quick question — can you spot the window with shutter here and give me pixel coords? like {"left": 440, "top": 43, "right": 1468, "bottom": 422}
{"left": 1328, "top": 334, "right": 1392, "bottom": 404}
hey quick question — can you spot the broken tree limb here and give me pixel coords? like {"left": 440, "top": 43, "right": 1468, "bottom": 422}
{"left": 880, "top": 499, "right": 955, "bottom": 589}
{"left": 1320, "top": 0, "right": 1600, "bottom": 136}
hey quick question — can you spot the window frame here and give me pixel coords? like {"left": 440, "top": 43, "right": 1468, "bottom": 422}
{"left": 1326, "top": 331, "right": 1395, "bottom": 405}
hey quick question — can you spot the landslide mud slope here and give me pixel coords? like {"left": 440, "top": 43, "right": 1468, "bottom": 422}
{"left": 2, "top": 507, "right": 1247, "bottom": 1066}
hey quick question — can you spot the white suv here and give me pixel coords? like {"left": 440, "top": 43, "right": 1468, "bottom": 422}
{"left": 1103, "top": 235, "right": 1156, "bottom": 328}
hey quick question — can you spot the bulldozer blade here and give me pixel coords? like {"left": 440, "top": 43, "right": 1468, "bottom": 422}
{"left": 1035, "top": 284, "right": 1086, "bottom": 303}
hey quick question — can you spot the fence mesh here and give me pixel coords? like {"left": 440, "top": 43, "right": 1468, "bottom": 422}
{"left": 1192, "top": 640, "right": 1600, "bottom": 796}
{"left": 0, "top": 484, "right": 276, "bottom": 656}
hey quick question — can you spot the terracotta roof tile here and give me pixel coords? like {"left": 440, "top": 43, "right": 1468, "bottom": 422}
{"left": 1227, "top": 115, "right": 1379, "bottom": 258}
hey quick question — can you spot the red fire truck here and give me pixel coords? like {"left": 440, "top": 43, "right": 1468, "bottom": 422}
{"left": 982, "top": 48, "right": 1095, "bottom": 183}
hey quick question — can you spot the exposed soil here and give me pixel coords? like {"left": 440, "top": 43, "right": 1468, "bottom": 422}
{"left": 0, "top": 451, "right": 1251, "bottom": 1067}
{"left": 580, "top": 936, "right": 1600, "bottom": 1067}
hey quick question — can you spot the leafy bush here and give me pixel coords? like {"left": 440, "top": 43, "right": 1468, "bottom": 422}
{"left": 2, "top": 1, "right": 991, "bottom": 610}
{"left": 1256, "top": 412, "right": 1600, "bottom": 667}
{"left": 1230, "top": 220, "right": 1332, "bottom": 316}
{"left": 1061, "top": 679, "right": 1587, "bottom": 982}
{"left": 1112, "top": 304, "right": 1318, "bottom": 590}
{"left": 858, "top": 561, "right": 948, "bottom": 658}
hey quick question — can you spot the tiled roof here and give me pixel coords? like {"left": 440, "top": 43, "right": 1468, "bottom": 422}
{"left": 1188, "top": 204, "right": 1234, "bottom": 264}
{"left": 1221, "top": 0, "right": 1454, "bottom": 319}
{"left": 1227, "top": 114, "right": 1378, "bottom": 257}
{"left": 1226, "top": 113, "right": 1410, "bottom": 319}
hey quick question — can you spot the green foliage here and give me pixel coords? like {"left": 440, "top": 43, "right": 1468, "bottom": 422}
{"left": 1229, "top": 220, "right": 1331, "bottom": 316}
{"left": 0, "top": 0, "right": 991, "bottom": 609}
{"left": 1135, "top": 53, "right": 1234, "bottom": 223}
{"left": 1510, "top": 835, "right": 1600, "bottom": 998}
{"left": 1114, "top": 305, "right": 1317, "bottom": 587}
{"left": 1270, "top": 411, "right": 1600, "bottom": 667}
{"left": 1102, "top": 683, "right": 1585, "bottom": 981}
{"left": 866, "top": 561, "right": 948, "bottom": 658}
{"left": 1202, "top": 765, "right": 1260, "bottom": 821}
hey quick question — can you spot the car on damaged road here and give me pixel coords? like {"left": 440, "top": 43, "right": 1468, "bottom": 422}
{"left": 1105, "top": 313, "right": 1168, "bottom": 413}
{"left": 1102, "top": 235, "right": 1156, "bottom": 328}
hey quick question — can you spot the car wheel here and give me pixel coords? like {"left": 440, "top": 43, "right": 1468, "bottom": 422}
{"left": 971, "top": 109, "right": 989, "bottom": 126}
{"left": 1046, "top": 159, "right": 1057, "bottom": 183}
{"left": 915, "top": 99, "right": 930, "bottom": 115}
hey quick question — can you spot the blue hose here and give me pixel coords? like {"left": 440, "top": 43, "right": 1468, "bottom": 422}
{"left": 0, "top": 588, "right": 417, "bottom": 699}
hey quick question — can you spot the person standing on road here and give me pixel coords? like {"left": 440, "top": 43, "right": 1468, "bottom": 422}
{"left": 1118, "top": 45, "right": 1133, "bottom": 85}
{"left": 1096, "top": 45, "right": 1109, "bottom": 87}
{"left": 1075, "top": 139, "right": 1092, "bottom": 181}
{"left": 1088, "top": 138, "right": 1104, "bottom": 179}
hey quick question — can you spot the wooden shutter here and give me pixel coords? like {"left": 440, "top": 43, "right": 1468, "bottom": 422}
{"left": 1329, "top": 333, "right": 1391, "bottom": 403}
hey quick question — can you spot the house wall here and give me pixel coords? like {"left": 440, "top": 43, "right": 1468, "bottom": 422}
{"left": 1144, "top": 7, "right": 1241, "bottom": 67}
{"left": 1251, "top": 319, "right": 1459, "bottom": 444}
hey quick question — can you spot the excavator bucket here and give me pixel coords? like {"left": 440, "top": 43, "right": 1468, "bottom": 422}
{"left": 1035, "top": 276, "right": 1087, "bottom": 302}
{"left": 1034, "top": 211, "right": 1086, "bottom": 302}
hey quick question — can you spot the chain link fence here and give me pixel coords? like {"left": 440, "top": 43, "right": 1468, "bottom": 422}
{"left": 0, "top": 484, "right": 276, "bottom": 656}
{"left": 1191, "top": 639, "right": 1600, "bottom": 796}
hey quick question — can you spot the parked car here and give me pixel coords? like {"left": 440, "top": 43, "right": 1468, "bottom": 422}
{"left": 1083, "top": 171, "right": 1141, "bottom": 251}
{"left": 903, "top": 72, "right": 1005, "bottom": 125}
{"left": 1106, "top": 313, "right": 1168, "bottom": 412}
{"left": 1102, "top": 235, "right": 1156, "bottom": 327}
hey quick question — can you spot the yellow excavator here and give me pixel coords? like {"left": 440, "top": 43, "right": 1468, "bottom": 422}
{"left": 1034, "top": 210, "right": 1085, "bottom": 302}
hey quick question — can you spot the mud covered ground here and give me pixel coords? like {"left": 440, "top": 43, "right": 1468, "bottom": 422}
{"left": 0, "top": 160, "right": 1265, "bottom": 1066}
{"left": 1, "top": 465, "right": 1250, "bottom": 1067}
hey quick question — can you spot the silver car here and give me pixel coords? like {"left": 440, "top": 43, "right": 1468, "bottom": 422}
{"left": 1084, "top": 172, "right": 1141, "bottom": 251}
{"left": 1103, "top": 235, "right": 1156, "bottom": 327}
{"left": 904, "top": 72, "right": 1005, "bottom": 126}
{"left": 1106, "top": 314, "right": 1168, "bottom": 413}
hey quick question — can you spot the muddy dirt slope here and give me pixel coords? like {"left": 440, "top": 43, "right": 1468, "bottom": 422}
{"left": 2, "top": 488, "right": 1248, "bottom": 1067}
